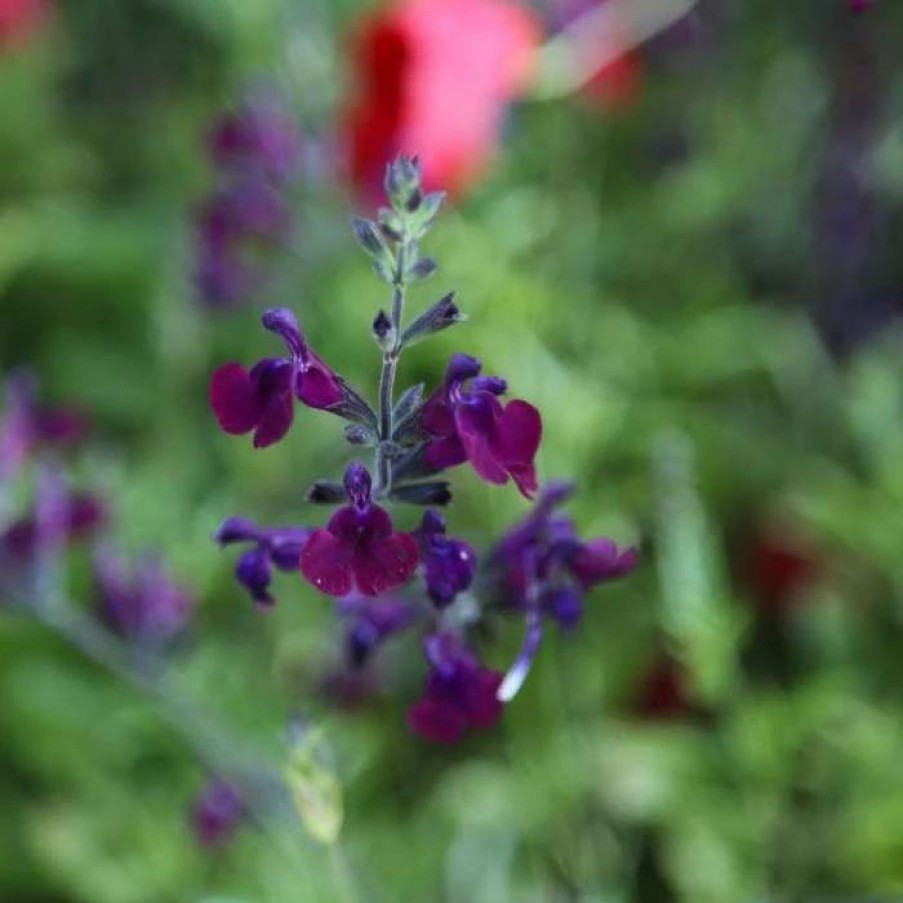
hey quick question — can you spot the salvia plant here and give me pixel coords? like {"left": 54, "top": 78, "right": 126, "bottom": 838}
{"left": 211, "top": 155, "right": 639, "bottom": 744}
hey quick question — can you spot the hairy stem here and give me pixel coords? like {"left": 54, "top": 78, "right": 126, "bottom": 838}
{"left": 375, "top": 242, "right": 408, "bottom": 495}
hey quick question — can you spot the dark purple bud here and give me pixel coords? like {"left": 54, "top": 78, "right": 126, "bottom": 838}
{"left": 401, "top": 292, "right": 464, "bottom": 347}
{"left": 372, "top": 310, "right": 395, "bottom": 351}
{"left": 348, "top": 618, "right": 380, "bottom": 665}
{"left": 406, "top": 257, "right": 438, "bottom": 282}
{"left": 214, "top": 516, "right": 262, "bottom": 545}
{"left": 471, "top": 376, "right": 507, "bottom": 396}
{"left": 417, "top": 510, "right": 476, "bottom": 608}
{"left": 344, "top": 424, "right": 377, "bottom": 447}
{"left": 390, "top": 481, "right": 452, "bottom": 506}
{"left": 343, "top": 463, "right": 372, "bottom": 510}
{"left": 445, "top": 353, "right": 482, "bottom": 388}
{"left": 191, "top": 778, "right": 245, "bottom": 847}
{"left": 261, "top": 307, "right": 306, "bottom": 359}
{"left": 236, "top": 546, "right": 274, "bottom": 607}
{"left": 542, "top": 585, "right": 584, "bottom": 629}
{"left": 352, "top": 217, "right": 390, "bottom": 259}
{"left": 307, "top": 480, "right": 348, "bottom": 504}
{"left": 263, "top": 527, "right": 311, "bottom": 570}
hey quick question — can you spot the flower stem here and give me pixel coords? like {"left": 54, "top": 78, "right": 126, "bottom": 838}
{"left": 375, "top": 242, "right": 408, "bottom": 495}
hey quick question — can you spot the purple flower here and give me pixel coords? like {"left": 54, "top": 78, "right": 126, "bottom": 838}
{"left": 94, "top": 544, "right": 194, "bottom": 643}
{"left": 491, "top": 482, "right": 638, "bottom": 700}
{"left": 208, "top": 97, "right": 302, "bottom": 182}
{"left": 214, "top": 515, "right": 312, "bottom": 607}
{"left": 300, "top": 463, "right": 420, "bottom": 598}
{"left": 209, "top": 307, "right": 345, "bottom": 448}
{"left": 407, "top": 632, "right": 504, "bottom": 744}
{"left": 570, "top": 538, "right": 639, "bottom": 589}
{"left": 1, "top": 485, "right": 105, "bottom": 561}
{"left": 421, "top": 353, "right": 542, "bottom": 498}
{"left": 195, "top": 93, "right": 302, "bottom": 309}
{"left": 1, "top": 371, "right": 87, "bottom": 483}
{"left": 191, "top": 778, "right": 245, "bottom": 847}
{"left": 415, "top": 509, "right": 477, "bottom": 608}
{"left": 336, "top": 593, "right": 417, "bottom": 665}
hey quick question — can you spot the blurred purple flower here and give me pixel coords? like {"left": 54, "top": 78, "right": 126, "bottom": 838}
{"left": 300, "top": 463, "right": 420, "bottom": 598}
{"left": 421, "top": 353, "right": 542, "bottom": 498}
{"left": 209, "top": 307, "right": 344, "bottom": 448}
{"left": 415, "top": 509, "right": 476, "bottom": 608}
{"left": 214, "top": 515, "right": 312, "bottom": 608}
{"left": 491, "top": 481, "right": 637, "bottom": 700}
{"left": 0, "top": 371, "right": 87, "bottom": 484}
{"left": 209, "top": 97, "right": 302, "bottom": 182}
{"left": 194, "top": 92, "right": 302, "bottom": 309}
{"left": 94, "top": 544, "right": 194, "bottom": 643}
{"left": 191, "top": 778, "right": 245, "bottom": 847}
{"left": 337, "top": 592, "right": 417, "bottom": 665}
{"left": 1, "top": 486, "right": 105, "bottom": 561}
{"left": 408, "top": 632, "right": 503, "bottom": 744}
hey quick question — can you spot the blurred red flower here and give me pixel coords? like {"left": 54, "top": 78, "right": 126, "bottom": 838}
{"left": 0, "top": 0, "right": 48, "bottom": 50}
{"left": 744, "top": 529, "right": 818, "bottom": 619}
{"left": 343, "top": 0, "right": 541, "bottom": 199}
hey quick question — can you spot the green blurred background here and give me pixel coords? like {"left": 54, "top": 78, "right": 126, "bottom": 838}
{"left": 3, "top": 1, "right": 903, "bottom": 901}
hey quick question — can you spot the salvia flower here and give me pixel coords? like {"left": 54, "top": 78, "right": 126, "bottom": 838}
{"left": 415, "top": 509, "right": 476, "bottom": 608}
{"left": 0, "top": 371, "right": 87, "bottom": 484}
{"left": 214, "top": 516, "right": 312, "bottom": 607}
{"left": 408, "top": 632, "right": 504, "bottom": 744}
{"left": 194, "top": 93, "right": 302, "bottom": 309}
{"left": 94, "top": 544, "right": 194, "bottom": 644}
{"left": 421, "top": 353, "right": 542, "bottom": 498}
{"left": 191, "top": 778, "right": 245, "bottom": 847}
{"left": 492, "top": 481, "right": 637, "bottom": 700}
{"left": 209, "top": 307, "right": 345, "bottom": 448}
{"left": 343, "top": 0, "right": 541, "bottom": 200}
{"left": 336, "top": 592, "right": 417, "bottom": 666}
{"left": 300, "top": 463, "right": 420, "bottom": 598}
{"left": 1, "top": 487, "right": 105, "bottom": 562}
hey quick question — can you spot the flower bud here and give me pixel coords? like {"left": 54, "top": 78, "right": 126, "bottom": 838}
{"left": 307, "top": 480, "right": 348, "bottom": 504}
{"left": 372, "top": 310, "right": 396, "bottom": 351}
{"left": 400, "top": 292, "right": 465, "bottom": 347}
{"left": 390, "top": 481, "right": 453, "bottom": 506}
{"left": 384, "top": 154, "right": 422, "bottom": 212}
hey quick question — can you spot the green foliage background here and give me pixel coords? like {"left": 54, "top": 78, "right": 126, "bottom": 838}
{"left": 2, "top": 1, "right": 903, "bottom": 901}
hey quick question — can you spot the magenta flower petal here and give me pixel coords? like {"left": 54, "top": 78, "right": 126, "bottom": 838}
{"left": 297, "top": 354, "right": 344, "bottom": 410}
{"left": 421, "top": 391, "right": 455, "bottom": 436}
{"left": 454, "top": 397, "right": 509, "bottom": 484}
{"left": 408, "top": 698, "right": 467, "bottom": 744}
{"left": 355, "top": 531, "right": 420, "bottom": 596}
{"left": 252, "top": 383, "right": 294, "bottom": 448}
{"left": 462, "top": 669, "right": 504, "bottom": 729}
{"left": 300, "top": 529, "right": 356, "bottom": 597}
{"left": 497, "top": 399, "right": 542, "bottom": 466}
{"left": 209, "top": 364, "right": 262, "bottom": 435}
{"left": 570, "top": 539, "right": 638, "bottom": 589}
{"left": 424, "top": 432, "right": 467, "bottom": 470}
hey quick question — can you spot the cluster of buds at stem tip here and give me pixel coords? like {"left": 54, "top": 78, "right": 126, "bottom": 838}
{"left": 208, "top": 153, "right": 637, "bottom": 744}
